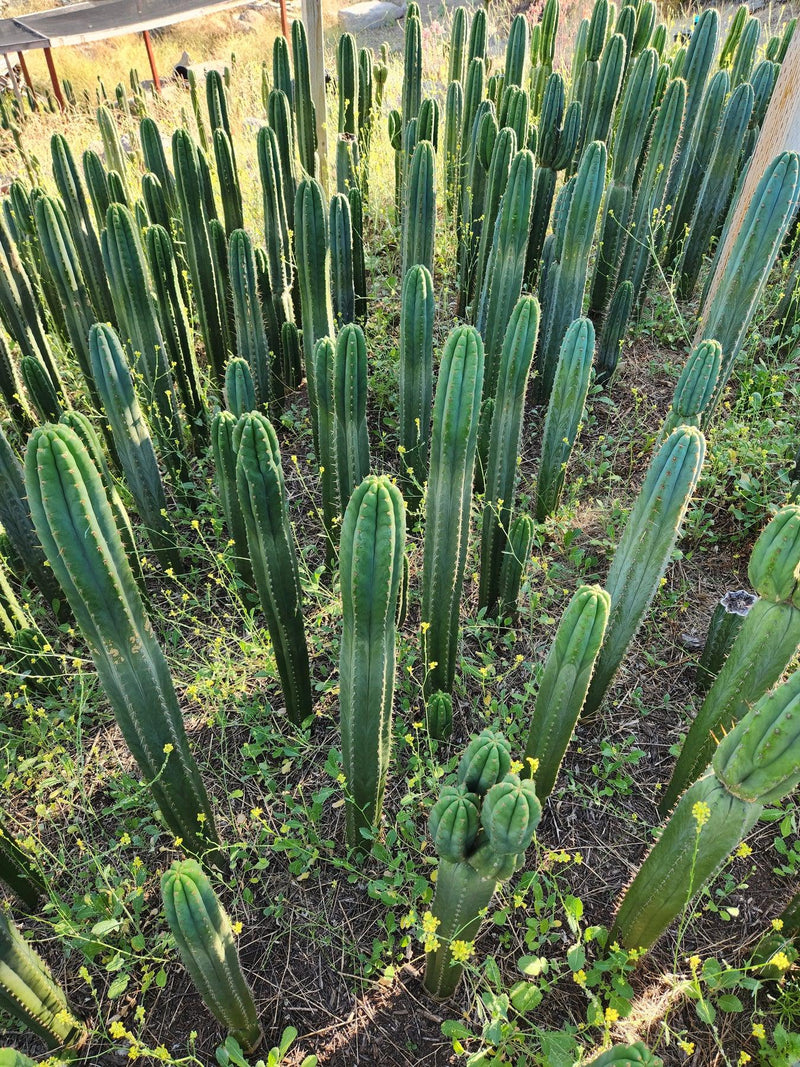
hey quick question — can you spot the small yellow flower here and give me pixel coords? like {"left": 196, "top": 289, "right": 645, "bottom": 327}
{"left": 404, "top": 733, "right": 413, "bottom": 744}
{"left": 163, "top": 743, "right": 174, "bottom": 755}
{"left": 772, "top": 918, "right": 785, "bottom": 931}
{"left": 422, "top": 911, "right": 440, "bottom": 935}
{"left": 526, "top": 757, "right": 540, "bottom": 776}
{"left": 110, "top": 1021, "right": 130, "bottom": 1040}
{"left": 738, "top": 1054, "right": 751, "bottom": 1065}
{"left": 573, "top": 969, "right": 587, "bottom": 986}
{"left": 173, "top": 837, "right": 183, "bottom": 848}
{"left": 772, "top": 952, "right": 791, "bottom": 972}
{"left": 604, "top": 1007, "right": 619, "bottom": 1024}
{"left": 510, "top": 760, "right": 523, "bottom": 774}
{"left": 119, "top": 832, "right": 131, "bottom": 846}
{"left": 736, "top": 842, "right": 752, "bottom": 858}
{"left": 420, "top": 621, "right": 430, "bottom": 633}
{"left": 231, "top": 921, "right": 243, "bottom": 935}
{"left": 423, "top": 935, "right": 440, "bottom": 953}
{"left": 450, "top": 940, "right": 474, "bottom": 963}
{"left": 679, "top": 1041, "right": 695, "bottom": 1055}
{"left": 689, "top": 954, "right": 701, "bottom": 971}
{"left": 692, "top": 801, "right": 711, "bottom": 828}
{"left": 752, "top": 1023, "right": 766, "bottom": 1040}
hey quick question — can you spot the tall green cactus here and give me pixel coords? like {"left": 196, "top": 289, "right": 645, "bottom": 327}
{"left": 140, "top": 116, "right": 178, "bottom": 218}
{"left": 536, "top": 141, "right": 606, "bottom": 403}
{"left": 660, "top": 505, "right": 800, "bottom": 815}
{"left": 402, "top": 140, "right": 436, "bottom": 282}
{"left": 330, "top": 192, "right": 355, "bottom": 328}
{"left": 596, "top": 280, "right": 633, "bottom": 386}
{"left": 292, "top": 19, "right": 317, "bottom": 179}
{"left": 536, "top": 317, "right": 595, "bottom": 521}
{"left": 478, "top": 296, "right": 539, "bottom": 615}
{"left": 89, "top": 324, "right": 181, "bottom": 573}
{"left": 472, "top": 127, "right": 517, "bottom": 324}
{"left": 497, "top": 513, "right": 534, "bottom": 620}
{"left": 403, "top": 10, "right": 422, "bottom": 127}
{"left": 20, "top": 356, "right": 61, "bottom": 423}
{"left": 504, "top": 14, "right": 530, "bottom": 88}
{"left": 333, "top": 324, "right": 370, "bottom": 512}
{"left": 229, "top": 229, "right": 272, "bottom": 412}
{"left": 25, "top": 424, "right": 218, "bottom": 855}
{"left": 211, "top": 410, "right": 252, "bottom": 586}
{"left": 700, "top": 152, "right": 800, "bottom": 422}
{"left": 582, "top": 32, "right": 625, "bottom": 149}
{"left": 213, "top": 128, "right": 244, "bottom": 236}
{"left": 424, "top": 730, "right": 541, "bottom": 999}
{"left": 476, "top": 149, "right": 535, "bottom": 398}
{"left": 236, "top": 412, "right": 313, "bottom": 727}
{"left": 256, "top": 124, "right": 294, "bottom": 340}
{"left": 267, "top": 89, "right": 299, "bottom": 228}
{"left": 421, "top": 326, "right": 484, "bottom": 697}
{"left": 0, "top": 911, "right": 85, "bottom": 1051}
{"left": 337, "top": 32, "right": 359, "bottom": 139}
{"left": 339, "top": 475, "right": 406, "bottom": 850}
{"left": 583, "top": 426, "right": 706, "bottom": 718}
{"left": 695, "top": 589, "right": 756, "bottom": 697}
{"left": 398, "top": 264, "right": 434, "bottom": 504}
{"left": 524, "top": 585, "right": 610, "bottom": 800}
{"left": 658, "top": 340, "right": 721, "bottom": 444}
{"left": 613, "top": 667, "right": 800, "bottom": 953}
{"left": 225, "top": 357, "right": 257, "bottom": 417}
{"left": 312, "top": 336, "right": 339, "bottom": 560}
{"left": 162, "top": 860, "right": 261, "bottom": 1052}
{"left": 449, "top": 6, "right": 467, "bottom": 86}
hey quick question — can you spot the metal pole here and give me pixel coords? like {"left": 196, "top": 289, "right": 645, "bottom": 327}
{"left": 142, "top": 30, "right": 162, "bottom": 94}
{"left": 43, "top": 46, "right": 65, "bottom": 110}
{"left": 17, "top": 52, "right": 37, "bottom": 109}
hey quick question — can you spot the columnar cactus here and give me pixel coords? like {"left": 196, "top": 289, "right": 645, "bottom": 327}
{"left": 20, "top": 356, "right": 61, "bottom": 423}
{"left": 267, "top": 89, "right": 298, "bottom": 226}
{"left": 478, "top": 296, "right": 539, "bottom": 615}
{"left": 330, "top": 192, "right": 355, "bottom": 328}
{"left": 613, "top": 667, "right": 800, "bottom": 953}
{"left": 476, "top": 149, "right": 535, "bottom": 398}
{"left": 225, "top": 357, "right": 257, "bottom": 418}
{"left": 596, "top": 280, "right": 633, "bottom": 386}
{"left": 535, "top": 141, "right": 606, "bottom": 404}
{"left": 449, "top": 6, "right": 467, "bottom": 85}
{"left": 140, "top": 116, "right": 178, "bottom": 218}
{"left": 586, "top": 1045, "right": 662, "bottom": 1066}
{"left": 25, "top": 424, "right": 218, "bottom": 856}
{"left": 582, "top": 32, "right": 625, "bottom": 149}
{"left": 421, "top": 326, "right": 484, "bottom": 698}
{"left": 497, "top": 512, "right": 534, "bottom": 620}
{"left": 213, "top": 128, "right": 244, "bottom": 236}
{"left": 402, "top": 9, "right": 422, "bottom": 127}
{"left": 229, "top": 229, "right": 272, "bottom": 412}
{"left": 339, "top": 475, "right": 406, "bottom": 850}
{"left": 424, "top": 730, "right": 541, "bottom": 999}
{"left": 456, "top": 104, "right": 496, "bottom": 316}
{"left": 257, "top": 124, "right": 294, "bottom": 342}
{"left": 311, "top": 337, "right": 339, "bottom": 560}
{"left": 696, "top": 589, "right": 757, "bottom": 696}
{"left": 333, "top": 324, "right": 370, "bottom": 512}
{"left": 524, "top": 585, "right": 610, "bottom": 800}
{"left": 657, "top": 340, "right": 721, "bottom": 445}
{"left": 660, "top": 505, "right": 800, "bottom": 814}
{"left": 398, "top": 264, "right": 434, "bottom": 505}
{"left": 444, "top": 82, "right": 463, "bottom": 221}
{"left": 235, "top": 412, "right": 313, "bottom": 727}
{"left": 337, "top": 32, "right": 358, "bottom": 139}
{"left": 472, "top": 127, "right": 517, "bottom": 323}
{"left": 0, "top": 910, "right": 85, "bottom": 1051}
{"left": 212, "top": 410, "right": 252, "bottom": 586}
{"left": 426, "top": 690, "right": 453, "bottom": 742}
{"left": 402, "top": 140, "right": 436, "bottom": 282}
{"left": 291, "top": 20, "right": 317, "bottom": 178}
{"left": 162, "top": 860, "right": 261, "bottom": 1052}
{"left": 583, "top": 426, "right": 706, "bottom": 718}
{"left": 536, "top": 317, "right": 595, "bottom": 521}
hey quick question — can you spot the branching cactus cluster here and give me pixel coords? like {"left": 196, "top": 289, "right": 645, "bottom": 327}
{"left": 424, "top": 729, "right": 541, "bottom": 999}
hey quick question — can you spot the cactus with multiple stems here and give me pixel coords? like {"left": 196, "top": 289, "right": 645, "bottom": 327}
{"left": 424, "top": 729, "right": 541, "bottom": 998}
{"left": 660, "top": 505, "right": 800, "bottom": 814}
{"left": 162, "top": 860, "right": 261, "bottom": 1052}
{"left": 339, "top": 475, "right": 406, "bottom": 850}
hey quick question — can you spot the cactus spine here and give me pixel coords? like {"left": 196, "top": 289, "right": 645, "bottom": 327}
{"left": 162, "top": 860, "right": 261, "bottom": 1052}
{"left": 424, "top": 730, "right": 541, "bottom": 999}
{"left": 25, "top": 424, "right": 218, "bottom": 855}
{"left": 398, "top": 264, "right": 434, "bottom": 504}
{"left": 0, "top": 910, "right": 85, "bottom": 1051}
{"left": 236, "top": 412, "right": 313, "bottom": 727}
{"left": 478, "top": 296, "right": 539, "bottom": 615}
{"left": 339, "top": 475, "right": 406, "bottom": 850}
{"left": 583, "top": 426, "right": 706, "bottom": 718}
{"left": 660, "top": 505, "right": 800, "bottom": 814}
{"left": 421, "top": 326, "right": 484, "bottom": 697}
{"left": 536, "top": 318, "right": 595, "bottom": 521}
{"left": 524, "top": 585, "right": 610, "bottom": 799}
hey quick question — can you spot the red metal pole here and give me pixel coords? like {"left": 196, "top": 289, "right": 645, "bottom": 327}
{"left": 280, "top": 0, "right": 289, "bottom": 39}
{"left": 142, "top": 30, "right": 161, "bottom": 94}
{"left": 17, "top": 52, "right": 37, "bottom": 109}
{"left": 43, "top": 46, "right": 65, "bottom": 110}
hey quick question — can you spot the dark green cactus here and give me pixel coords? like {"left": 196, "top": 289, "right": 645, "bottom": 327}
{"left": 658, "top": 340, "right": 721, "bottom": 444}
{"left": 162, "top": 859, "right": 261, "bottom": 1052}
{"left": 236, "top": 412, "right": 313, "bottom": 726}
{"left": 536, "top": 317, "right": 595, "bottom": 521}
{"left": 349, "top": 185, "right": 367, "bottom": 325}
{"left": 449, "top": 7, "right": 467, "bottom": 85}
{"left": 536, "top": 140, "right": 606, "bottom": 404}
{"left": 504, "top": 14, "right": 530, "bottom": 88}
{"left": 256, "top": 124, "right": 294, "bottom": 344}
{"left": 403, "top": 10, "right": 422, "bottom": 127}
{"left": 596, "top": 280, "right": 633, "bottom": 386}
{"left": 333, "top": 324, "right": 370, "bottom": 513}
{"left": 97, "top": 103, "right": 130, "bottom": 199}
{"left": 497, "top": 513, "right": 535, "bottom": 620}
{"left": 524, "top": 585, "right": 610, "bottom": 800}
{"left": 456, "top": 103, "right": 496, "bottom": 316}
{"left": 0, "top": 815, "right": 46, "bottom": 911}
{"left": 229, "top": 229, "right": 272, "bottom": 413}
{"left": 25, "top": 423, "right": 218, "bottom": 855}
{"left": 467, "top": 7, "right": 487, "bottom": 63}
{"left": 211, "top": 410, "right": 252, "bottom": 586}
{"left": 398, "top": 263, "right": 434, "bottom": 505}
{"left": 696, "top": 589, "right": 757, "bottom": 696}
{"left": 0, "top": 910, "right": 85, "bottom": 1052}
{"left": 421, "top": 326, "right": 484, "bottom": 698}
{"left": 402, "top": 140, "right": 435, "bottom": 282}
{"left": 337, "top": 32, "right": 358, "bottom": 139}
{"left": 225, "top": 357, "right": 257, "bottom": 417}
{"left": 586, "top": 1044, "right": 662, "bottom": 1066}
{"left": 20, "top": 356, "right": 61, "bottom": 423}
{"left": 424, "top": 730, "right": 541, "bottom": 999}
{"left": 140, "top": 116, "right": 178, "bottom": 218}
{"left": 267, "top": 89, "right": 298, "bottom": 228}
{"left": 583, "top": 426, "right": 706, "bottom": 718}
{"left": 472, "top": 127, "right": 517, "bottom": 326}
{"left": 478, "top": 296, "right": 539, "bottom": 616}
{"left": 476, "top": 149, "right": 535, "bottom": 399}
{"left": 213, "top": 128, "right": 244, "bottom": 236}
{"left": 292, "top": 20, "right": 317, "bottom": 179}
{"left": 339, "top": 475, "right": 406, "bottom": 850}
{"left": 426, "top": 690, "right": 453, "bottom": 742}
{"left": 613, "top": 667, "right": 800, "bottom": 953}
{"left": 330, "top": 192, "right": 355, "bottom": 328}
{"left": 312, "top": 336, "right": 339, "bottom": 562}
{"left": 660, "top": 505, "right": 800, "bottom": 815}
{"left": 582, "top": 32, "right": 625, "bottom": 149}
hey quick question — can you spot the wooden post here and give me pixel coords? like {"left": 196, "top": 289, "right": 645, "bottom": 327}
{"left": 279, "top": 0, "right": 290, "bottom": 40}
{"left": 142, "top": 30, "right": 162, "bottom": 94}
{"left": 302, "top": 0, "right": 328, "bottom": 188}
{"left": 43, "top": 46, "right": 65, "bottom": 111}
{"left": 698, "top": 26, "right": 800, "bottom": 334}
{"left": 3, "top": 53, "right": 23, "bottom": 107}
{"left": 17, "top": 52, "right": 37, "bottom": 109}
